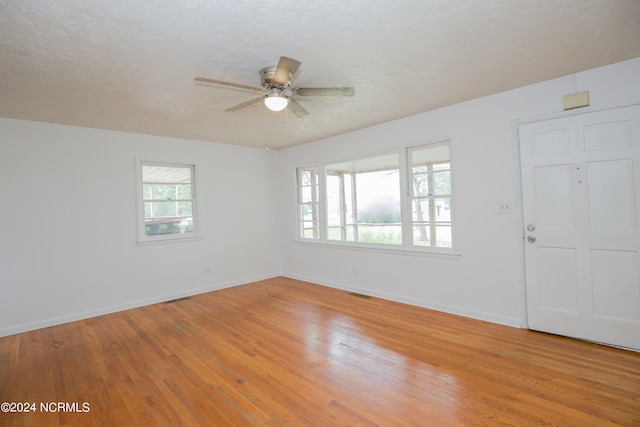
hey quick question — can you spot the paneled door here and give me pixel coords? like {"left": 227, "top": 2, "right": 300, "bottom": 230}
{"left": 519, "top": 104, "right": 640, "bottom": 350}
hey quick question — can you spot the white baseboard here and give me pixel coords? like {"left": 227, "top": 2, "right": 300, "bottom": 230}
{"left": 0, "top": 272, "right": 280, "bottom": 338}
{"left": 2, "top": 272, "right": 521, "bottom": 337}
{"left": 283, "top": 273, "right": 522, "bottom": 329}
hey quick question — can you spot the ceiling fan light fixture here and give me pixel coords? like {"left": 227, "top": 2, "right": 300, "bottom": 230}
{"left": 264, "top": 88, "right": 289, "bottom": 112}
{"left": 195, "top": 56, "right": 354, "bottom": 118}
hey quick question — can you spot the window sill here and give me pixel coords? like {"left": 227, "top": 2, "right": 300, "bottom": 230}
{"left": 293, "top": 239, "right": 461, "bottom": 260}
{"left": 137, "top": 235, "right": 204, "bottom": 246}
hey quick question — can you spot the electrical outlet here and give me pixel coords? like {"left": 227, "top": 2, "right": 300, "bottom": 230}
{"left": 498, "top": 201, "right": 513, "bottom": 214}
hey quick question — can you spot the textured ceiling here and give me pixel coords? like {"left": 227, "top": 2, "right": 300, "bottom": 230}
{"left": 1, "top": 1, "right": 640, "bottom": 149}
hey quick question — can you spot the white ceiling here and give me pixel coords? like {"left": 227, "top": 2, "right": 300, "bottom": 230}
{"left": 1, "top": 1, "right": 639, "bottom": 150}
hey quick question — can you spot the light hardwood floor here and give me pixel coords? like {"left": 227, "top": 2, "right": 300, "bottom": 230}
{"left": 1, "top": 277, "right": 639, "bottom": 426}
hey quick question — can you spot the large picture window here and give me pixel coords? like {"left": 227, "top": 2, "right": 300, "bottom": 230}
{"left": 138, "top": 161, "right": 197, "bottom": 242}
{"left": 296, "top": 141, "right": 453, "bottom": 251}
{"left": 326, "top": 153, "right": 401, "bottom": 245}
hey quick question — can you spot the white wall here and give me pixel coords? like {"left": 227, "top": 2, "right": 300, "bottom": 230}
{"left": 0, "top": 121, "right": 281, "bottom": 336}
{"left": 2, "top": 58, "right": 639, "bottom": 337}
{"left": 278, "top": 57, "right": 640, "bottom": 327}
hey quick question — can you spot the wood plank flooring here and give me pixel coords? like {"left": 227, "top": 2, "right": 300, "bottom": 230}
{"left": 1, "top": 276, "right": 639, "bottom": 426}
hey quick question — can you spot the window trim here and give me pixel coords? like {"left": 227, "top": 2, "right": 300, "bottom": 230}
{"left": 136, "top": 157, "right": 202, "bottom": 245}
{"left": 293, "top": 238, "right": 461, "bottom": 259}
{"left": 296, "top": 166, "right": 320, "bottom": 240}
{"left": 406, "top": 141, "right": 452, "bottom": 248}
{"left": 295, "top": 141, "right": 458, "bottom": 256}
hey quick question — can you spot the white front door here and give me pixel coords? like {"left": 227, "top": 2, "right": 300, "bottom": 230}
{"left": 519, "top": 104, "right": 640, "bottom": 350}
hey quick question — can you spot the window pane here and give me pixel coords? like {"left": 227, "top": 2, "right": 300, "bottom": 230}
{"left": 355, "top": 170, "right": 400, "bottom": 225}
{"left": 177, "top": 201, "right": 192, "bottom": 217}
{"left": 141, "top": 163, "right": 195, "bottom": 239}
{"left": 412, "top": 200, "right": 432, "bottom": 222}
{"left": 143, "top": 165, "right": 191, "bottom": 183}
{"left": 327, "top": 226, "right": 342, "bottom": 240}
{"left": 152, "top": 185, "right": 177, "bottom": 200}
{"left": 434, "top": 198, "right": 450, "bottom": 221}
{"left": 177, "top": 184, "right": 192, "bottom": 199}
{"left": 413, "top": 225, "right": 430, "bottom": 246}
{"left": 432, "top": 170, "right": 450, "bottom": 196}
{"left": 151, "top": 201, "right": 177, "bottom": 218}
{"left": 299, "top": 170, "right": 311, "bottom": 186}
{"left": 345, "top": 225, "right": 356, "bottom": 241}
{"left": 413, "top": 165, "right": 427, "bottom": 173}
{"left": 326, "top": 174, "right": 342, "bottom": 227}
{"left": 301, "top": 187, "right": 313, "bottom": 203}
{"left": 358, "top": 224, "right": 402, "bottom": 245}
{"left": 344, "top": 174, "right": 354, "bottom": 223}
{"left": 300, "top": 204, "right": 316, "bottom": 221}
{"left": 412, "top": 172, "right": 429, "bottom": 197}
{"left": 301, "top": 221, "right": 318, "bottom": 239}
{"left": 145, "top": 219, "right": 182, "bottom": 236}
{"left": 435, "top": 225, "right": 452, "bottom": 247}
{"left": 409, "top": 144, "right": 449, "bottom": 166}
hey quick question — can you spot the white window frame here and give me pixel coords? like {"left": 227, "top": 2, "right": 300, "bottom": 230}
{"left": 406, "top": 142, "right": 452, "bottom": 248}
{"left": 295, "top": 141, "right": 457, "bottom": 256}
{"left": 136, "top": 158, "right": 201, "bottom": 244}
{"left": 325, "top": 153, "right": 402, "bottom": 246}
{"left": 296, "top": 166, "right": 320, "bottom": 240}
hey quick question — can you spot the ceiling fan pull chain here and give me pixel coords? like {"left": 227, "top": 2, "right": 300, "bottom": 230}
{"left": 285, "top": 107, "right": 290, "bottom": 147}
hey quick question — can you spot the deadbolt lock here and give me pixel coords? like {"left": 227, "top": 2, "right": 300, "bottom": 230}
{"left": 527, "top": 224, "right": 536, "bottom": 232}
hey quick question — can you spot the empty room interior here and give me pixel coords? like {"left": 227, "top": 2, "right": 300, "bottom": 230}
{"left": 1, "top": 1, "right": 640, "bottom": 426}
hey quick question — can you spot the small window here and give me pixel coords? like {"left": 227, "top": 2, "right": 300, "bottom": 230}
{"left": 408, "top": 143, "right": 452, "bottom": 248}
{"left": 297, "top": 167, "right": 319, "bottom": 239}
{"left": 138, "top": 162, "right": 196, "bottom": 242}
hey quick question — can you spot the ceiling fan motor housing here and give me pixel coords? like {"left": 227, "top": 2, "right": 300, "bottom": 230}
{"left": 260, "top": 66, "right": 292, "bottom": 89}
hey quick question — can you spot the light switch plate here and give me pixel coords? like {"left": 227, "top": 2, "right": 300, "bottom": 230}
{"left": 498, "top": 201, "right": 513, "bottom": 214}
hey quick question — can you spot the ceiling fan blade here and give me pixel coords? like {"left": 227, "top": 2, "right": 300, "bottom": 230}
{"left": 295, "top": 87, "right": 355, "bottom": 97}
{"left": 290, "top": 67, "right": 302, "bottom": 85}
{"left": 194, "top": 77, "right": 262, "bottom": 92}
{"left": 273, "top": 56, "right": 302, "bottom": 85}
{"left": 288, "top": 99, "right": 310, "bottom": 118}
{"left": 225, "top": 96, "right": 264, "bottom": 112}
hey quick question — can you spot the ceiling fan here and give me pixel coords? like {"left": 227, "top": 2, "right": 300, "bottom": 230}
{"left": 194, "top": 56, "right": 355, "bottom": 118}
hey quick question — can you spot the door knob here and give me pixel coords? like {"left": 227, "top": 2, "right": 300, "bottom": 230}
{"left": 527, "top": 235, "right": 536, "bottom": 243}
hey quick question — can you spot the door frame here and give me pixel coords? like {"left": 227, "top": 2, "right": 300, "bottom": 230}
{"left": 511, "top": 98, "right": 640, "bottom": 331}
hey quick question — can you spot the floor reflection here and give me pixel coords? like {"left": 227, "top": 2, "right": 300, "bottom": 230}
{"left": 303, "top": 308, "right": 462, "bottom": 418}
